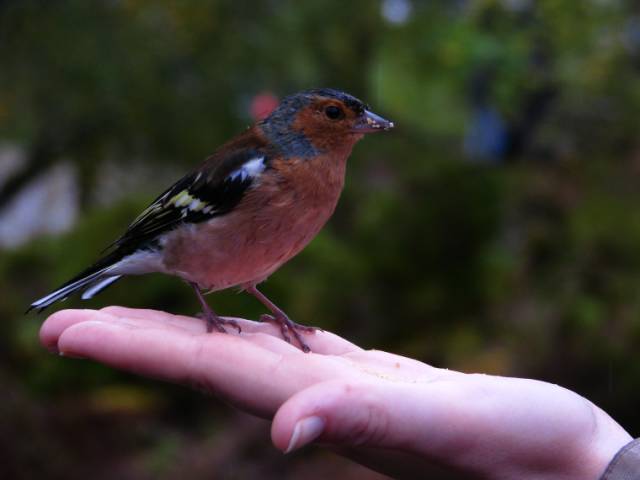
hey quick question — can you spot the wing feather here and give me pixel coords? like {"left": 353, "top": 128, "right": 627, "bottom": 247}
{"left": 110, "top": 147, "right": 268, "bottom": 252}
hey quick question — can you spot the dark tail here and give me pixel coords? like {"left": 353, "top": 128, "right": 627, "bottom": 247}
{"left": 27, "top": 257, "right": 124, "bottom": 313}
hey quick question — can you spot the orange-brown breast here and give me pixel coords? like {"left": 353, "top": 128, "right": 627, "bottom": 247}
{"left": 161, "top": 149, "right": 352, "bottom": 291}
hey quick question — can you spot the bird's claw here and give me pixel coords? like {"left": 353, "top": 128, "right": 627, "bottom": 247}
{"left": 206, "top": 320, "right": 227, "bottom": 334}
{"left": 259, "top": 314, "right": 316, "bottom": 352}
{"left": 222, "top": 318, "right": 242, "bottom": 334}
{"left": 199, "top": 312, "right": 242, "bottom": 334}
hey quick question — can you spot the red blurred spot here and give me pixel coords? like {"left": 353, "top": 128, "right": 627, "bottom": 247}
{"left": 250, "top": 92, "right": 279, "bottom": 121}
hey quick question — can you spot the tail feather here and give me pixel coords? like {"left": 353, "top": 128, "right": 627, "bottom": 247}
{"left": 28, "top": 265, "right": 119, "bottom": 313}
{"left": 80, "top": 275, "right": 122, "bottom": 300}
{"left": 28, "top": 245, "right": 160, "bottom": 313}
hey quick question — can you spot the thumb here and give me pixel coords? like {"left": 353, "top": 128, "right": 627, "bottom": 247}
{"left": 271, "top": 378, "right": 445, "bottom": 454}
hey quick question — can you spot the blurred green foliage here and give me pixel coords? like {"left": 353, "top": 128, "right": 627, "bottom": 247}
{"left": 2, "top": 0, "right": 640, "bottom": 478}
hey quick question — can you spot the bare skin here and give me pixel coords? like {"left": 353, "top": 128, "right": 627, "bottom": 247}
{"left": 40, "top": 307, "right": 631, "bottom": 480}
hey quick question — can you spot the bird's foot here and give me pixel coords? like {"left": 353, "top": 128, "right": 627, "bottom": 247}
{"left": 259, "top": 314, "right": 317, "bottom": 353}
{"left": 190, "top": 282, "right": 241, "bottom": 334}
{"left": 198, "top": 311, "right": 242, "bottom": 334}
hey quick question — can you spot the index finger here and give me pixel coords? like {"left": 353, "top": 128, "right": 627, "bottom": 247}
{"left": 42, "top": 310, "right": 360, "bottom": 417}
{"left": 94, "top": 306, "right": 363, "bottom": 356}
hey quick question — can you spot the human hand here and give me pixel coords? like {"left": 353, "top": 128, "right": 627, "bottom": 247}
{"left": 40, "top": 307, "right": 631, "bottom": 479}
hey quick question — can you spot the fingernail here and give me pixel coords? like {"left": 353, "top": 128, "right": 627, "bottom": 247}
{"left": 285, "top": 416, "right": 325, "bottom": 453}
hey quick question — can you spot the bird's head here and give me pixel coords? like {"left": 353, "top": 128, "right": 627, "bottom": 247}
{"left": 259, "top": 88, "right": 394, "bottom": 158}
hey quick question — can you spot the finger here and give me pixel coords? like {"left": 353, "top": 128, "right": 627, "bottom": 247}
{"left": 102, "top": 305, "right": 362, "bottom": 355}
{"left": 41, "top": 308, "right": 208, "bottom": 353}
{"left": 100, "top": 306, "right": 269, "bottom": 335}
{"left": 342, "top": 349, "right": 454, "bottom": 381}
{"left": 242, "top": 332, "right": 302, "bottom": 355}
{"left": 53, "top": 317, "right": 359, "bottom": 417}
{"left": 101, "top": 306, "right": 200, "bottom": 326}
{"left": 271, "top": 379, "right": 459, "bottom": 455}
{"left": 40, "top": 309, "right": 118, "bottom": 351}
{"left": 48, "top": 307, "right": 362, "bottom": 356}
{"left": 290, "top": 328, "right": 362, "bottom": 356}
{"left": 102, "top": 306, "right": 362, "bottom": 354}
{"left": 56, "top": 319, "right": 290, "bottom": 416}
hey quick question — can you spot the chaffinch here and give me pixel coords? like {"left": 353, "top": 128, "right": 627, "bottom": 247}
{"left": 29, "top": 88, "right": 394, "bottom": 352}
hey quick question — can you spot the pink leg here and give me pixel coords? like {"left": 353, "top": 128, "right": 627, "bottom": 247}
{"left": 246, "top": 285, "right": 316, "bottom": 353}
{"left": 190, "top": 283, "right": 241, "bottom": 334}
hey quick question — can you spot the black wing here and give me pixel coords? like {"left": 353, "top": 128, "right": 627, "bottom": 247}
{"left": 110, "top": 148, "right": 267, "bottom": 251}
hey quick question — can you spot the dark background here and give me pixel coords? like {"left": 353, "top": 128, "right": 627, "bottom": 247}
{"left": 1, "top": 1, "right": 640, "bottom": 478}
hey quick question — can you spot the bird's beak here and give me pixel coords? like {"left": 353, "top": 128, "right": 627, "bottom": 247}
{"left": 352, "top": 110, "right": 394, "bottom": 133}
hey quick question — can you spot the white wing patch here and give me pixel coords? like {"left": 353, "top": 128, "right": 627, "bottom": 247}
{"left": 165, "top": 189, "right": 211, "bottom": 217}
{"left": 228, "top": 156, "right": 266, "bottom": 183}
{"left": 169, "top": 156, "right": 264, "bottom": 215}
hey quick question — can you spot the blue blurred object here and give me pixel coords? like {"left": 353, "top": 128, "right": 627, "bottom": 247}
{"left": 463, "top": 106, "right": 508, "bottom": 162}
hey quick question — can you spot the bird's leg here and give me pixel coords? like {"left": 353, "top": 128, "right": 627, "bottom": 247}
{"left": 189, "top": 282, "right": 241, "bottom": 334}
{"left": 245, "top": 285, "right": 316, "bottom": 353}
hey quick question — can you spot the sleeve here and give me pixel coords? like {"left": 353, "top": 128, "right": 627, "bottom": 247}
{"left": 600, "top": 438, "right": 640, "bottom": 480}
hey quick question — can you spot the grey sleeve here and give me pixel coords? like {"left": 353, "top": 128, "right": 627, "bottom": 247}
{"left": 600, "top": 439, "right": 640, "bottom": 480}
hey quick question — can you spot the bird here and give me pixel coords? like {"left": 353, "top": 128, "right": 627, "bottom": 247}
{"left": 29, "top": 88, "right": 394, "bottom": 352}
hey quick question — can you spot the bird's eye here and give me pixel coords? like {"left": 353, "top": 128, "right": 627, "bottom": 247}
{"left": 324, "top": 105, "right": 344, "bottom": 120}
